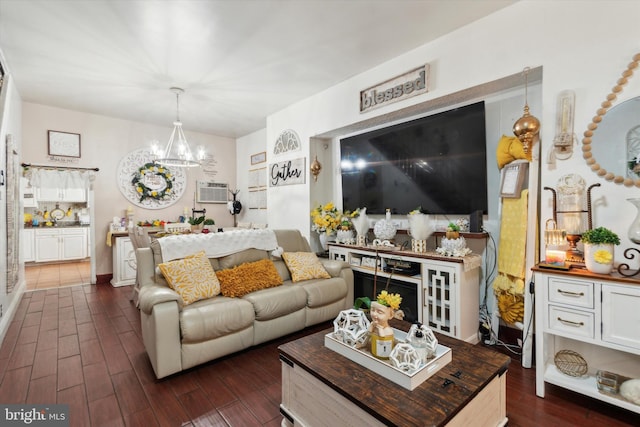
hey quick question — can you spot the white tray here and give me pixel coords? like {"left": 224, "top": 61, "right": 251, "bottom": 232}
{"left": 324, "top": 328, "right": 451, "bottom": 390}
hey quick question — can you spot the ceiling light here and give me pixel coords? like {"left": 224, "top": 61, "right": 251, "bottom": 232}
{"left": 152, "top": 87, "right": 205, "bottom": 168}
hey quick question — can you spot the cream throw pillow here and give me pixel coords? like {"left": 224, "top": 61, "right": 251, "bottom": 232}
{"left": 158, "top": 251, "right": 220, "bottom": 305}
{"left": 282, "top": 252, "right": 331, "bottom": 282}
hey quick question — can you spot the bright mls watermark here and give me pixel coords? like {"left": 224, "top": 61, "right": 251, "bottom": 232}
{"left": 1, "top": 405, "right": 69, "bottom": 426}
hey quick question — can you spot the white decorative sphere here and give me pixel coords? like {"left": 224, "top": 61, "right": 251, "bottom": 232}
{"left": 441, "top": 236, "right": 467, "bottom": 252}
{"left": 389, "top": 343, "right": 422, "bottom": 372}
{"left": 333, "top": 309, "right": 370, "bottom": 348}
{"left": 374, "top": 219, "right": 397, "bottom": 240}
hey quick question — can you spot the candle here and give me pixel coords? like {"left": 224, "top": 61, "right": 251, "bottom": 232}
{"left": 126, "top": 205, "right": 134, "bottom": 216}
{"left": 545, "top": 249, "right": 566, "bottom": 265}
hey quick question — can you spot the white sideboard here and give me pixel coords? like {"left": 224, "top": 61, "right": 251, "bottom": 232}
{"left": 111, "top": 236, "right": 137, "bottom": 287}
{"left": 533, "top": 267, "right": 640, "bottom": 414}
{"left": 329, "top": 244, "right": 480, "bottom": 343}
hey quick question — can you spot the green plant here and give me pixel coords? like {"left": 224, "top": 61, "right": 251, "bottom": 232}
{"left": 188, "top": 216, "right": 205, "bottom": 226}
{"left": 447, "top": 222, "right": 460, "bottom": 232}
{"left": 581, "top": 227, "right": 620, "bottom": 245}
{"left": 203, "top": 218, "right": 215, "bottom": 225}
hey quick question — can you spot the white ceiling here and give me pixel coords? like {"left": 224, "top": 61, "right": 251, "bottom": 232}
{"left": 0, "top": 0, "right": 515, "bottom": 138}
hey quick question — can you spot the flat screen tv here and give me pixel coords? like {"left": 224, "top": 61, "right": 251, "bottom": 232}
{"left": 340, "top": 101, "right": 487, "bottom": 215}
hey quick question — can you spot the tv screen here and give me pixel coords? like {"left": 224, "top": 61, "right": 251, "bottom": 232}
{"left": 341, "top": 101, "right": 487, "bottom": 215}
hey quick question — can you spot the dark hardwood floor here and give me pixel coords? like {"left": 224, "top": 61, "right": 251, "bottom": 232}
{"left": 0, "top": 283, "right": 639, "bottom": 426}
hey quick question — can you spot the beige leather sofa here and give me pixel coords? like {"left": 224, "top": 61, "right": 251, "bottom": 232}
{"left": 136, "top": 229, "right": 354, "bottom": 379}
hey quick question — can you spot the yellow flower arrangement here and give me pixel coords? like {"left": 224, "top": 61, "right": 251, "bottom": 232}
{"left": 593, "top": 249, "right": 613, "bottom": 264}
{"left": 376, "top": 290, "right": 402, "bottom": 310}
{"left": 310, "top": 202, "right": 342, "bottom": 234}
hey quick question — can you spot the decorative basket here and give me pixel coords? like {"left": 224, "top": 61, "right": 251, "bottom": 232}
{"left": 554, "top": 350, "right": 588, "bottom": 377}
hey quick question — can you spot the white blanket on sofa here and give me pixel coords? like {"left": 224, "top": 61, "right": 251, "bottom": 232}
{"left": 157, "top": 229, "right": 279, "bottom": 262}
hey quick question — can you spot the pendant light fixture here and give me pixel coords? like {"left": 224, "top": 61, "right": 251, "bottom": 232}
{"left": 513, "top": 67, "right": 540, "bottom": 154}
{"left": 152, "top": 87, "right": 205, "bottom": 167}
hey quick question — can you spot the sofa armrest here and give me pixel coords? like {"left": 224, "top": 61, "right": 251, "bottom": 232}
{"left": 138, "top": 284, "right": 182, "bottom": 315}
{"left": 319, "top": 259, "right": 350, "bottom": 277}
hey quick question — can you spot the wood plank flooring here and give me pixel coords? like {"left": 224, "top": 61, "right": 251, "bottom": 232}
{"left": 0, "top": 283, "right": 639, "bottom": 426}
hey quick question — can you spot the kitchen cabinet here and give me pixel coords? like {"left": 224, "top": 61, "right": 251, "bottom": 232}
{"left": 22, "top": 229, "right": 35, "bottom": 262}
{"left": 36, "top": 186, "right": 87, "bottom": 202}
{"left": 533, "top": 267, "right": 640, "bottom": 414}
{"left": 111, "top": 236, "right": 137, "bottom": 287}
{"left": 35, "top": 228, "right": 88, "bottom": 262}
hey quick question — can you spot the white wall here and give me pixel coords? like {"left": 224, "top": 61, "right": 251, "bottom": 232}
{"left": 0, "top": 73, "right": 25, "bottom": 344}
{"left": 265, "top": 0, "right": 640, "bottom": 264}
{"left": 235, "top": 128, "right": 268, "bottom": 226}
{"left": 21, "top": 103, "right": 236, "bottom": 276}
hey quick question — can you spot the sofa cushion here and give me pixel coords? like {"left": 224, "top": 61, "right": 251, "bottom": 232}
{"left": 217, "top": 248, "right": 268, "bottom": 270}
{"left": 180, "top": 296, "right": 255, "bottom": 343}
{"left": 282, "top": 252, "right": 331, "bottom": 282}
{"left": 217, "top": 259, "right": 283, "bottom": 297}
{"left": 298, "top": 277, "right": 348, "bottom": 308}
{"left": 158, "top": 251, "right": 220, "bottom": 305}
{"left": 242, "top": 283, "right": 308, "bottom": 321}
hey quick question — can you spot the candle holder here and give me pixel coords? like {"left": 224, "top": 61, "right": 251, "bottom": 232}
{"left": 544, "top": 177, "right": 600, "bottom": 265}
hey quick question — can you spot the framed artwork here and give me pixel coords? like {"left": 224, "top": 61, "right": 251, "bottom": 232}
{"left": 48, "top": 130, "right": 81, "bottom": 158}
{"left": 500, "top": 161, "right": 529, "bottom": 198}
{"left": 251, "top": 151, "right": 266, "bottom": 165}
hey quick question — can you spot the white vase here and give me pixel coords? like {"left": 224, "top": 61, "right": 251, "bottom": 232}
{"left": 584, "top": 243, "right": 615, "bottom": 274}
{"left": 374, "top": 209, "right": 397, "bottom": 240}
{"left": 318, "top": 232, "right": 335, "bottom": 251}
{"left": 627, "top": 198, "right": 640, "bottom": 244}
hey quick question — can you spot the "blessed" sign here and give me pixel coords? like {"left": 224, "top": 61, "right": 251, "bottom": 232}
{"left": 360, "top": 64, "right": 429, "bottom": 113}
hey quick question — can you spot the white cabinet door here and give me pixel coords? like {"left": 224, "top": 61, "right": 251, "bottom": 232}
{"left": 61, "top": 228, "right": 87, "bottom": 260}
{"left": 22, "top": 229, "right": 35, "bottom": 262}
{"left": 36, "top": 187, "right": 61, "bottom": 202}
{"left": 62, "top": 187, "right": 87, "bottom": 202}
{"left": 423, "top": 262, "right": 457, "bottom": 337}
{"left": 35, "top": 230, "right": 61, "bottom": 262}
{"left": 35, "top": 187, "right": 86, "bottom": 202}
{"left": 602, "top": 284, "right": 640, "bottom": 351}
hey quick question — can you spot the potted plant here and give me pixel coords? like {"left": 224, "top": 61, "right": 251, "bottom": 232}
{"left": 581, "top": 227, "right": 620, "bottom": 274}
{"left": 188, "top": 215, "right": 205, "bottom": 231}
{"left": 203, "top": 218, "right": 216, "bottom": 232}
{"left": 445, "top": 222, "right": 460, "bottom": 240}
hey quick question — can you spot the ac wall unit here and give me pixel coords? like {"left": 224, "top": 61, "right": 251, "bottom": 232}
{"left": 196, "top": 181, "right": 228, "bottom": 204}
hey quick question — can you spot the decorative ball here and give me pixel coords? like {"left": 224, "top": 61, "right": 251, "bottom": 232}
{"left": 333, "top": 309, "right": 370, "bottom": 348}
{"left": 374, "top": 218, "right": 397, "bottom": 240}
{"left": 406, "top": 323, "right": 438, "bottom": 361}
{"left": 389, "top": 343, "right": 422, "bottom": 373}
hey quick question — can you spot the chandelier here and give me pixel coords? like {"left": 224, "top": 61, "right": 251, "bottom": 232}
{"left": 152, "top": 87, "right": 205, "bottom": 167}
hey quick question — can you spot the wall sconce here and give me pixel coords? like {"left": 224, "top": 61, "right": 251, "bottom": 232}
{"left": 513, "top": 67, "right": 540, "bottom": 154}
{"left": 310, "top": 155, "right": 322, "bottom": 182}
{"left": 550, "top": 90, "right": 577, "bottom": 161}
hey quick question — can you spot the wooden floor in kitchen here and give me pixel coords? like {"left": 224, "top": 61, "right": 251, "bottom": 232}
{"left": 1, "top": 283, "right": 639, "bottom": 426}
{"left": 25, "top": 260, "right": 91, "bottom": 291}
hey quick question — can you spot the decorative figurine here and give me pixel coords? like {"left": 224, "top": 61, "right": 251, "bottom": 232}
{"left": 369, "top": 291, "right": 402, "bottom": 359}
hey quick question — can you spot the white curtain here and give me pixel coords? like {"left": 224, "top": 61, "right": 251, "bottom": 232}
{"left": 30, "top": 169, "right": 91, "bottom": 189}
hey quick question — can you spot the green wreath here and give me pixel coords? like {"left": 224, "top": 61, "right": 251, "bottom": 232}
{"left": 131, "top": 162, "right": 174, "bottom": 202}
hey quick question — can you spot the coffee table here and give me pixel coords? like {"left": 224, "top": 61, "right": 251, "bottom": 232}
{"left": 279, "top": 323, "right": 510, "bottom": 427}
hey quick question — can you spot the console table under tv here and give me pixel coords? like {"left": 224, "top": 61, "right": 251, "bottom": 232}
{"left": 278, "top": 322, "right": 511, "bottom": 426}
{"left": 329, "top": 243, "right": 482, "bottom": 343}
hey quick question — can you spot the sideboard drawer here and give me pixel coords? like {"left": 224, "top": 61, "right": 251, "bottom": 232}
{"left": 548, "top": 277, "right": 594, "bottom": 309}
{"left": 548, "top": 305, "right": 594, "bottom": 339}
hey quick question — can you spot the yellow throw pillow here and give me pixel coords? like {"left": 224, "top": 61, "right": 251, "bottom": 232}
{"left": 496, "top": 134, "right": 531, "bottom": 169}
{"left": 158, "top": 251, "right": 220, "bottom": 305}
{"left": 217, "top": 259, "right": 283, "bottom": 297}
{"left": 282, "top": 252, "right": 331, "bottom": 282}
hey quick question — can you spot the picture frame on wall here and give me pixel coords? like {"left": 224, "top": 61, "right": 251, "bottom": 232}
{"left": 251, "top": 151, "right": 266, "bottom": 165}
{"left": 500, "top": 160, "right": 529, "bottom": 198}
{"left": 48, "top": 130, "right": 81, "bottom": 158}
